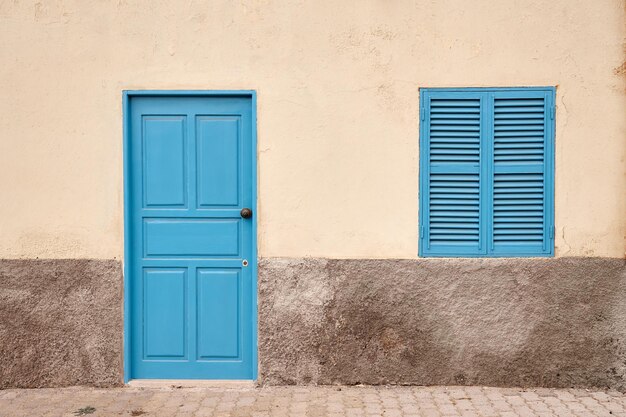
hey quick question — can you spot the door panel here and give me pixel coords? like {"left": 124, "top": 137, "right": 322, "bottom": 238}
{"left": 143, "top": 219, "right": 240, "bottom": 257}
{"left": 197, "top": 269, "right": 240, "bottom": 359}
{"left": 143, "top": 269, "right": 187, "bottom": 359}
{"left": 143, "top": 116, "right": 187, "bottom": 207}
{"left": 197, "top": 116, "right": 240, "bottom": 207}
{"left": 127, "top": 94, "right": 255, "bottom": 380}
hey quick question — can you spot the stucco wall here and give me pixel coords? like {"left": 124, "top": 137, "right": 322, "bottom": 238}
{"left": 0, "top": 259, "right": 123, "bottom": 388}
{"left": 2, "top": 256, "right": 624, "bottom": 389}
{"left": 0, "top": 0, "right": 624, "bottom": 259}
{"left": 259, "top": 257, "right": 626, "bottom": 389}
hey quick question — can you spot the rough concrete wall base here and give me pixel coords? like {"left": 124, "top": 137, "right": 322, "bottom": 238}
{"left": 259, "top": 257, "right": 626, "bottom": 390}
{"left": 2, "top": 257, "right": 625, "bottom": 389}
{"left": 0, "top": 259, "right": 123, "bottom": 388}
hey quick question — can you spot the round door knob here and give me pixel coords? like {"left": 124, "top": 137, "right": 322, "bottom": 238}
{"left": 240, "top": 208, "right": 252, "bottom": 219}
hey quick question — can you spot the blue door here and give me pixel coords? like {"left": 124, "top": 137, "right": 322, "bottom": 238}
{"left": 125, "top": 92, "right": 256, "bottom": 380}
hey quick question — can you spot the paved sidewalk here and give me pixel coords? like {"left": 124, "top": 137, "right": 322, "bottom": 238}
{"left": 1, "top": 385, "right": 625, "bottom": 417}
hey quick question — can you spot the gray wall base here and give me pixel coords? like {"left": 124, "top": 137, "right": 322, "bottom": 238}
{"left": 0, "top": 259, "right": 123, "bottom": 388}
{"left": 259, "top": 257, "right": 626, "bottom": 390}
{"left": 2, "top": 257, "right": 625, "bottom": 389}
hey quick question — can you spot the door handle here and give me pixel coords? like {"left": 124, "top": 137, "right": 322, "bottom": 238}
{"left": 240, "top": 208, "right": 252, "bottom": 219}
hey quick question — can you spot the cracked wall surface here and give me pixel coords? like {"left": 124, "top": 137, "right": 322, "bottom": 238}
{"left": 259, "top": 257, "right": 626, "bottom": 390}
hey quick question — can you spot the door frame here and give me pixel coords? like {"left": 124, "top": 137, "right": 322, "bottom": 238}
{"left": 122, "top": 90, "right": 258, "bottom": 382}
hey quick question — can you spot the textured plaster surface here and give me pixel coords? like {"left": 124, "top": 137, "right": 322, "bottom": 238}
{"left": 259, "top": 257, "right": 626, "bottom": 390}
{"left": 0, "top": 259, "right": 123, "bottom": 388}
{"left": 0, "top": 1, "right": 624, "bottom": 259}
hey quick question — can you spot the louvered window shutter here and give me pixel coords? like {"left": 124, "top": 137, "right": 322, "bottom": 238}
{"left": 420, "top": 88, "right": 554, "bottom": 257}
{"left": 489, "top": 91, "right": 554, "bottom": 256}
{"left": 420, "top": 92, "right": 485, "bottom": 256}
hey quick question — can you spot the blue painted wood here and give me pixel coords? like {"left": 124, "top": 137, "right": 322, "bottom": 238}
{"left": 123, "top": 92, "right": 131, "bottom": 383}
{"left": 197, "top": 117, "right": 240, "bottom": 206}
{"left": 249, "top": 94, "right": 258, "bottom": 381}
{"left": 143, "top": 269, "right": 187, "bottom": 358}
{"left": 143, "top": 116, "right": 187, "bottom": 207}
{"left": 124, "top": 92, "right": 256, "bottom": 380}
{"left": 143, "top": 219, "right": 240, "bottom": 257}
{"left": 419, "top": 90, "right": 485, "bottom": 256}
{"left": 489, "top": 89, "right": 554, "bottom": 256}
{"left": 197, "top": 269, "right": 240, "bottom": 359}
{"left": 419, "top": 87, "right": 555, "bottom": 257}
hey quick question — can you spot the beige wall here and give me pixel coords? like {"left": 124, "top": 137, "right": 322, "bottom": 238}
{"left": 0, "top": 0, "right": 624, "bottom": 259}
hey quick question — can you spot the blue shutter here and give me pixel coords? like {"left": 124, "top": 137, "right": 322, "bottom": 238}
{"left": 419, "top": 91, "right": 485, "bottom": 256}
{"left": 489, "top": 90, "right": 554, "bottom": 256}
{"left": 419, "top": 88, "right": 555, "bottom": 257}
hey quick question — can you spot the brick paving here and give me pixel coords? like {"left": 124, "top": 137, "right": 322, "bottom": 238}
{"left": 1, "top": 385, "right": 625, "bottom": 417}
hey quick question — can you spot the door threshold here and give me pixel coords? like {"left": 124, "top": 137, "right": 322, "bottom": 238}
{"left": 127, "top": 379, "right": 256, "bottom": 389}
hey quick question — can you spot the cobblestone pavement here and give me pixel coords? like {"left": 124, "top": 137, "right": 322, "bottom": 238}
{"left": 1, "top": 385, "right": 626, "bottom": 417}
